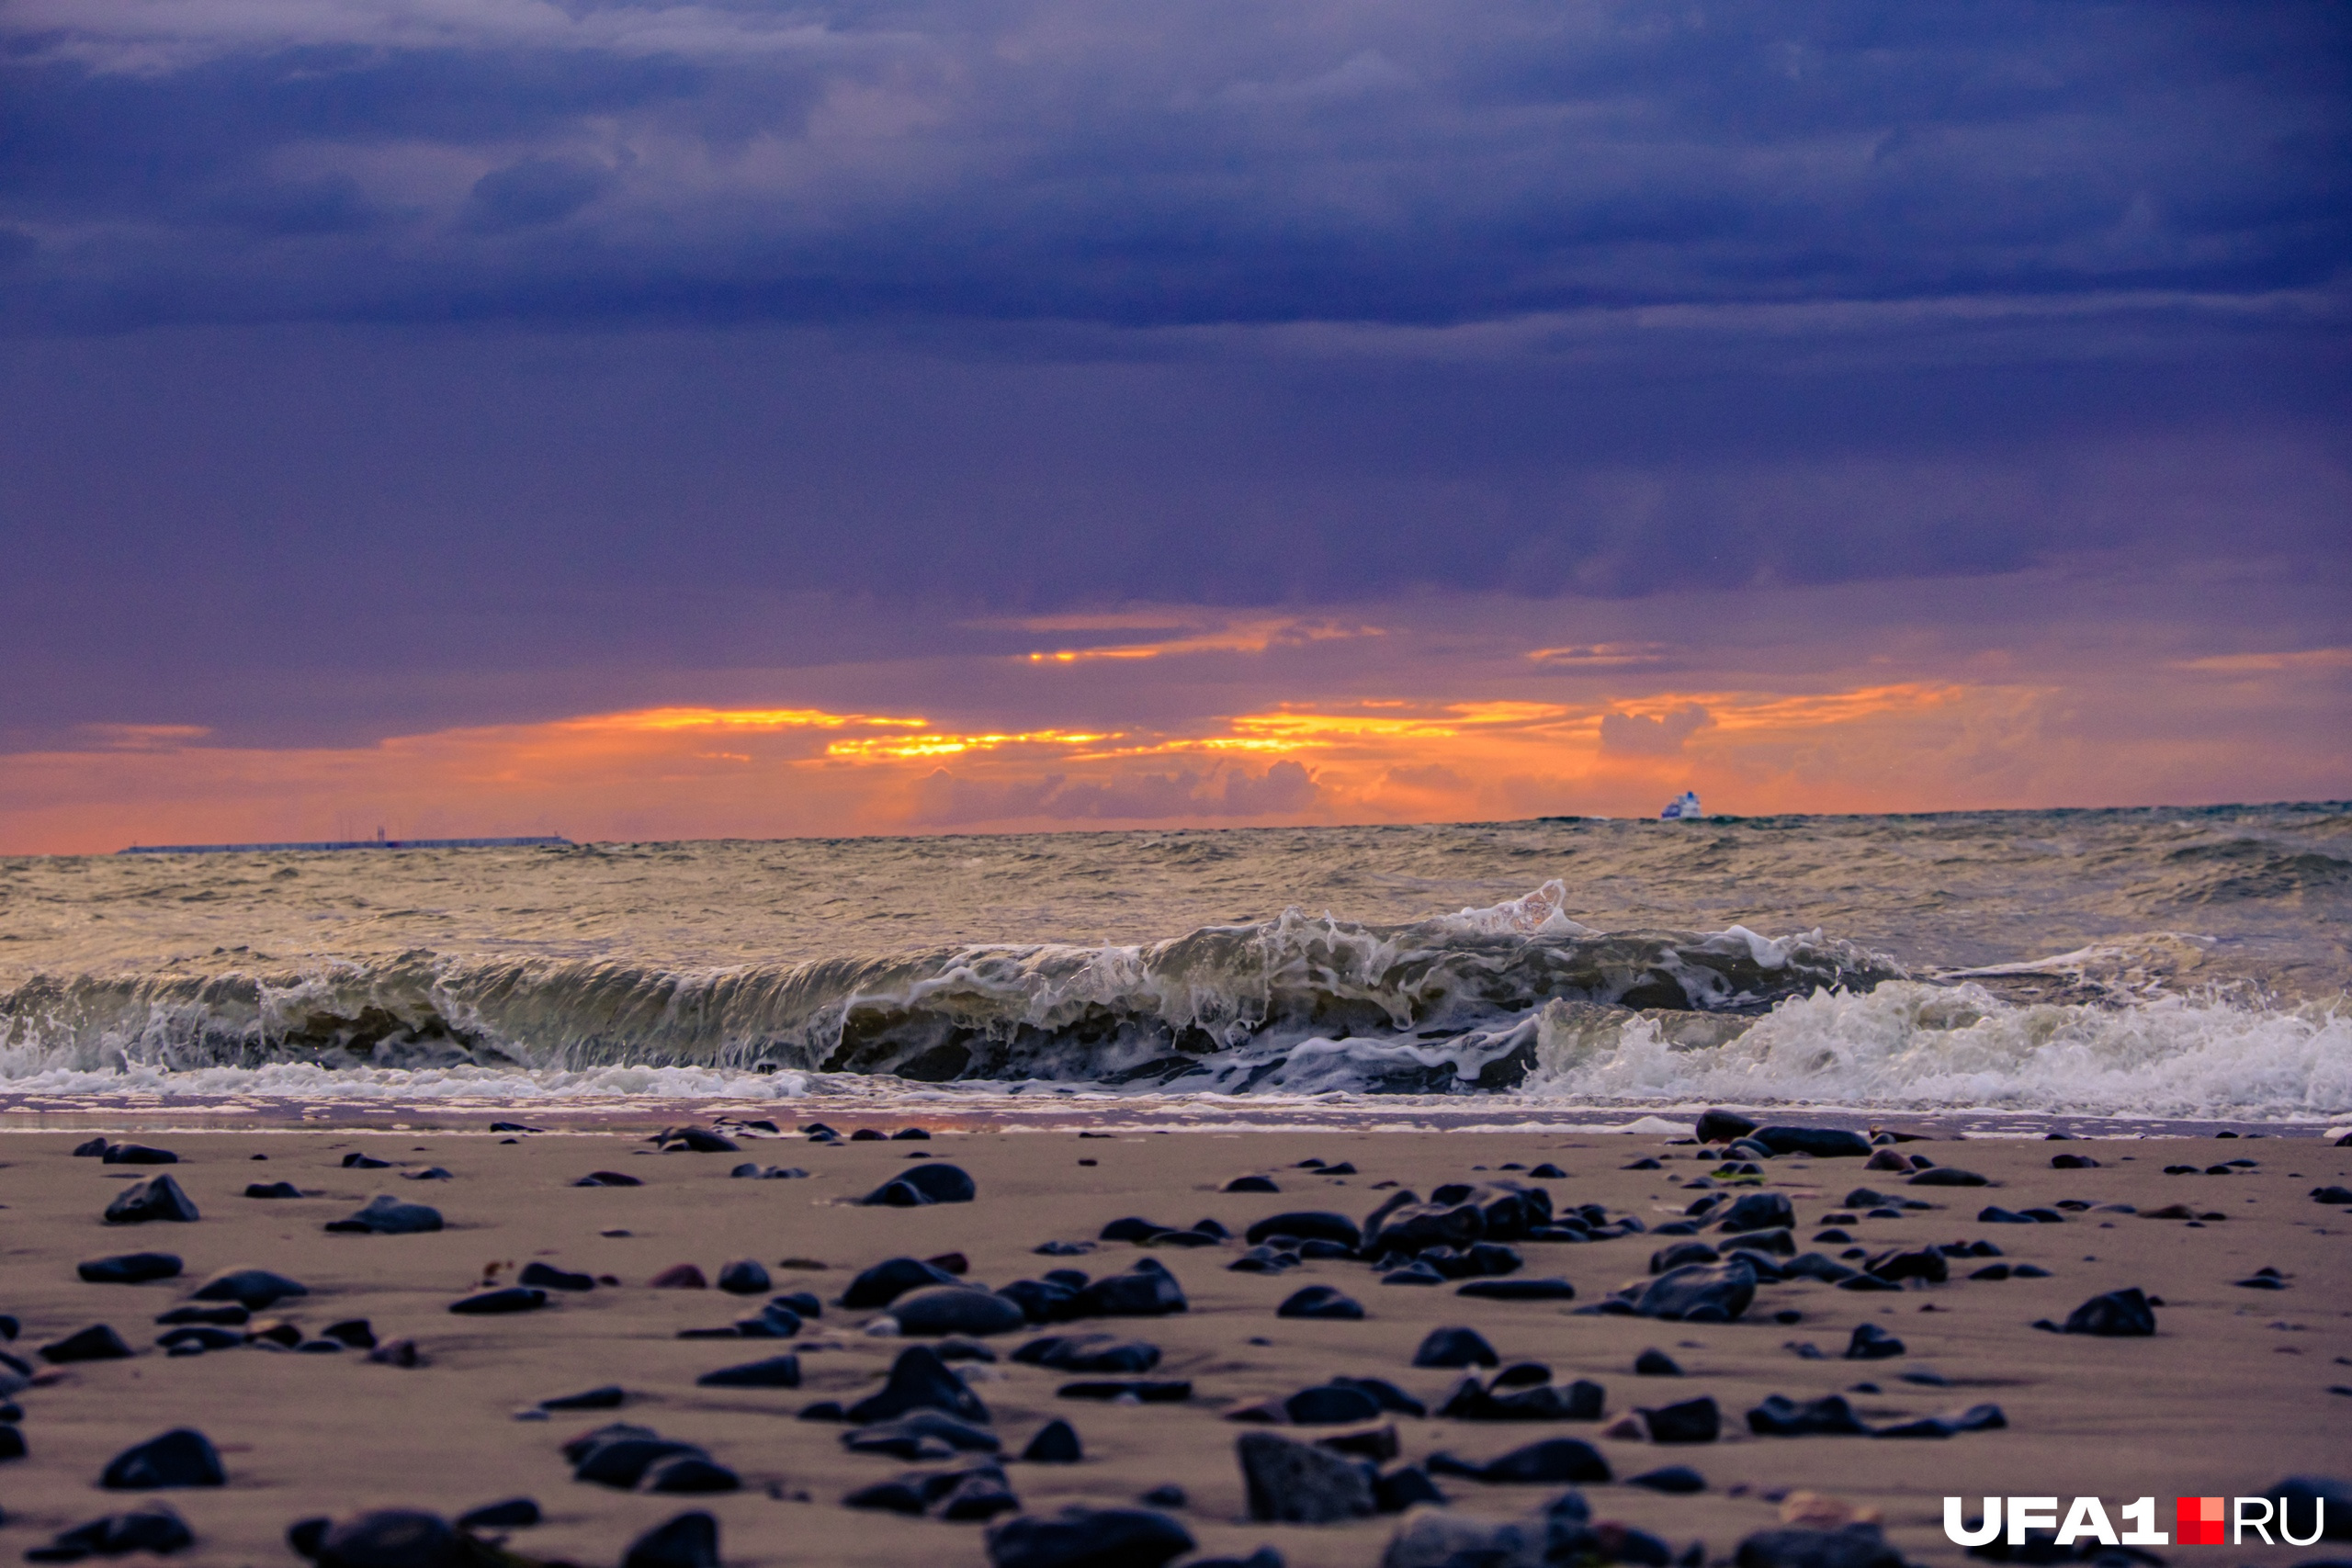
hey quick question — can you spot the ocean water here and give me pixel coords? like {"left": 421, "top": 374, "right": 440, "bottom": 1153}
{"left": 2, "top": 804, "right": 2346, "bottom": 1125}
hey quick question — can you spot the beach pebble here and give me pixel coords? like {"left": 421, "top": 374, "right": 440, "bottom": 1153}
{"left": 985, "top": 1506, "right": 1193, "bottom": 1568}
{"left": 861, "top": 1163, "right": 977, "bottom": 1206}
{"left": 516, "top": 1262, "right": 594, "bottom": 1292}
{"left": 2311, "top": 1186, "right": 2352, "bottom": 1205}
{"left": 1872, "top": 1403, "right": 2005, "bottom": 1438}
{"left": 655, "top": 1128, "right": 740, "bottom": 1153}
{"left": 244, "top": 1181, "right": 303, "bottom": 1199}
{"left": 648, "top": 1263, "right": 708, "bottom": 1289}
{"left": 42, "top": 1325, "right": 134, "bottom": 1363}
{"left": 1277, "top": 1285, "right": 1363, "bottom": 1320}
{"left": 695, "top": 1354, "right": 802, "bottom": 1388}
{"left": 573, "top": 1171, "right": 642, "bottom": 1187}
{"left": 73, "top": 1137, "right": 110, "bottom": 1156}
{"left": 367, "top": 1339, "right": 427, "bottom": 1367}
{"left": 892, "top": 1286, "right": 1029, "bottom": 1337}
{"left": 1072, "top": 1260, "right": 1188, "bottom": 1317}
{"left": 1236, "top": 1431, "right": 1377, "bottom": 1522}
{"left": 1381, "top": 1514, "right": 1544, "bottom": 1568}
{"left": 845, "top": 1258, "right": 965, "bottom": 1309}
{"left": 849, "top": 1345, "right": 992, "bottom": 1424}
{"left": 1733, "top": 1523, "right": 1904, "bottom": 1568}
{"left": 1636, "top": 1396, "right": 1720, "bottom": 1444}
{"left": 455, "top": 1498, "right": 541, "bottom": 1530}
{"left": 1714, "top": 1193, "right": 1795, "bottom": 1234}
{"left": 2050, "top": 1153, "right": 2100, "bottom": 1168}
{"left": 1058, "top": 1379, "right": 1193, "bottom": 1403}
{"left": 1013, "top": 1335, "right": 1161, "bottom": 1373}
{"left": 622, "top": 1512, "right": 720, "bottom": 1568}
{"left": 1278, "top": 1383, "right": 1385, "bottom": 1425}
{"left": 1438, "top": 1373, "right": 1604, "bottom": 1422}
{"left": 1746, "top": 1394, "right": 1871, "bottom": 1437}
{"left": 101, "top": 1144, "right": 180, "bottom": 1166}
{"left": 1430, "top": 1436, "right": 1611, "bottom": 1484}
{"left": 539, "top": 1386, "right": 626, "bottom": 1410}
{"left": 1627, "top": 1464, "right": 1707, "bottom": 1494}
{"left": 2044, "top": 1287, "right": 2157, "bottom": 1337}
{"left": 193, "top": 1268, "right": 310, "bottom": 1309}
{"left": 155, "top": 1303, "right": 247, "bottom": 1326}
{"left": 77, "top": 1252, "right": 183, "bottom": 1285}
{"left": 299, "top": 1511, "right": 467, "bottom": 1568}
{"left": 0, "top": 1426, "right": 23, "bottom": 1460}
{"left": 1844, "top": 1324, "right": 1905, "bottom": 1360}
{"left": 843, "top": 1410, "right": 1002, "bottom": 1459}
{"left": 1862, "top": 1247, "right": 1948, "bottom": 1285}
{"left": 1022, "top": 1418, "right": 1084, "bottom": 1462}
{"left": 104, "top": 1176, "right": 201, "bottom": 1225}
{"left": 401, "top": 1168, "right": 455, "bottom": 1181}
{"left": 27, "top": 1505, "right": 195, "bottom": 1563}
{"left": 1412, "top": 1326, "right": 1499, "bottom": 1369}
{"left": 576, "top": 1436, "right": 709, "bottom": 1488}
{"left": 1458, "top": 1278, "right": 1577, "bottom": 1302}
{"left": 729, "top": 1164, "right": 808, "bottom": 1179}
{"left": 1242, "top": 1212, "right": 1362, "bottom": 1249}
{"left": 100, "top": 1428, "right": 226, "bottom": 1489}
{"left": 322, "top": 1320, "right": 375, "bottom": 1348}
{"left": 448, "top": 1287, "right": 548, "bottom": 1314}
{"left": 716, "top": 1259, "right": 771, "bottom": 1295}
{"left": 340, "top": 1153, "right": 392, "bottom": 1169}
{"left": 1906, "top": 1168, "right": 1988, "bottom": 1188}
{"left": 647, "top": 1457, "right": 741, "bottom": 1493}
{"left": 1633, "top": 1348, "right": 1683, "bottom": 1376}
{"left": 325, "top": 1196, "right": 442, "bottom": 1235}
{"left": 1695, "top": 1111, "right": 1758, "bottom": 1142}
{"left": 158, "top": 1325, "right": 243, "bottom": 1353}
{"left": 1625, "top": 1259, "right": 1756, "bottom": 1321}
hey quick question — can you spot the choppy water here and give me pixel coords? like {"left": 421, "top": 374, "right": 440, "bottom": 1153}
{"left": 2, "top": 804, "right": 2346, "bottom": 1121}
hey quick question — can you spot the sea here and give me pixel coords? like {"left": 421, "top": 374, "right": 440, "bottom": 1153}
{"left": 3, "top": 804, "right": 2347, "bottom": 1136}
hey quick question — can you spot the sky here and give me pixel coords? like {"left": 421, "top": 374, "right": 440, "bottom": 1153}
{"left": 1, "top": 0, "right": 2346, "bottom": 852}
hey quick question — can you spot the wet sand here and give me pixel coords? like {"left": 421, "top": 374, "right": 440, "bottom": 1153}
{"left": 2, "top": 1122, "right": 2346, "bottom": 1566}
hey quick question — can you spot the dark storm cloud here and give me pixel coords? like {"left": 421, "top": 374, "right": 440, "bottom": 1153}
{"left": 1, "top": 0, "right": 2346, "bottom": 329}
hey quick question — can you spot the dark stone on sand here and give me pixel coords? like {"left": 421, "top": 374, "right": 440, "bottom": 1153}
{"left": 1455, "top": 1277, "right": 1577, "bottom": 1302}
{"left": 1237, "top": 1431, "right": 1377, "bottom": 1523}
{"left": 1628, "top": 1464, "right": 1707, "bottom": 1494}
{"left": 403, "top": 1168, "right": 455, "bottom": 1181}
{"left": 2051, "top": 1287, "right": 2157, "bottom": 1337}
{"left": 1374, "top": 1464, "right": 1445, "bottom": 1513}
{"left": 516, "top": 1262, "right": 594, "bottom": 1292}
{"left": 0, "top": 1425, "right": 23, "bottom": 1459}
{"left": 938, "top": 1468, "right": 1022, "bottom": 1520}
{"left": 1440, "top": 1437, "right": 1611, "bottom": 1484}
{"left": 79, "top": 1253, "right": 183, "bottom": 1285}
{"left": 842, "top": 1410, "right": 1002, "bottom": 1459}
{"left": 1282, "top": 1384, "right": 1383, "bottom": 1425}
{"left": 623, "top": 1512, "right": 720, "bottom": 1568}
{"left": 1908, "top": 1167, "right": 1988, "bottom": 1187}
{"left": 986, "top": 1506, "right": 1194, "bottom": 1568}
{"left": 103, "top": 1144, "right": 180, "bottom": 1166}
{"left": 1073, "top": 1260, "right": 1188, "bottom": 1317}
{"left": 74, "top": 1137, "right": 110, "bottom": 1156}
{"left": 1137, "top": 1483, "right": 1187, "bottom": 1509}
{"left": 891, "top": 1127, "right": 932, "bottom": 1141}
{"left": 193, "top": 1268, "right": 309, "bottom": 1309}
{"left": 157, "top": 1325, "right": 243, "bottom": 1353}
{"left": 2050, "top": 1154, "right": 2100, "bottom": 1168}
{"left": 541, "top": 1385, "right": 626, "bottom": 1410}
{"left": 1652, "top": 1240, "right": 1720, "bottom": 1273}
{"left": 999, "top": 1278, "right": 1082, "bottom": 1322}
{"left": 1747, "top": 1393, "right": 1871, "bottom": 1437}
{"left": 1872, "top": 1402, "right": 2005, "bottom": 1438}
{"left": 1632, "top": 1259, "right": 1756, "bottom": 1321}
{"left": 659, "top": 1129, "right": 741, "bottom": 1153}
{"left": 1638, "top": 1396, "right": 1721, "bottom": 1444}
{"left": 844, "top": 1479, "right": 925, "bottom": 1515}
{"left": 893, "top": 1287, "right": 1029, "bottom": 1337}
{"left": 101, "top": 1429, "right": 226, "bottom": 1489}
{"left": 1023, "top": 1418, "right": 1084, "bottom": 1462}
{"left": 456, "top": 1498, "right": 541, "bottom": 1530}
{"left": 155, "top": 1304, "right": 247, "bottom": 1326}
{"left": 861, "top": 1163, "right": 977, "bottom": 1206}
{"left": 575, "top": 1435, "right": 708, "bottom": 1488}
{"left": 341, "top": 1153, "right": 392, "bottom": 1168}
{"left": 2311, "top": 1187, "right": 2352, "bottom": 1204}
{"left": 1845, "top": 1324, "right": 1906, "bottom": 1360}
{"left": 1014, "top": 1335, "right": 1162, "bottom": 1373}
{"left": 775, "top": 1291, "right": 821, "bottom": 1318}
{"left": 695, "top": 1355, "right": 802, "bottom": 1388}
{"left": 1735, "top": 1524, "right": 1905, "bottom": 1568}
{"left": 648, "top": 1457, "right": 740, "bottom": 1494}
{"left": 649, "top": 1264, "right": 707, "bottom": 1289}
{"left": 844, "top": 1257, "right": 963, "bottom": 1309}
{"left": 573, "top": 1171, "right": 642, "bottom": 1187}
{"left": 1278, "top": 1285, "right": 1363, "bottom": 1320}
{"left": 309, "top": 1510, "right": 469, "bottom": 1568}
{"left": 25, "top": 1503, "right": 194, "bottom": 1562}
{"left": 489, "top": 1122, "right": 540, "bottom": 1134}
{"left": 245, "top": 1181, "right": 303, "bottom": 1198}
{"left": 1439, "top": 1374, "right": 1605, "bottom": 1423}
{"left": 1101, "top": 1217, "right": 1173, "bottom": 1243}
{"left": 325, "top": 1196, "right": 442, "bottom": 1234}
{"left": 1413, "top": 1326, "right": 1498, "bottom": 1369}
{"left": 1634, "top": 1348, "right": 1684, "bottom": 1376}
{"left": 1865, "top": 1247, "right": 1949, "bottom": 1284}
{"left": 1243, "top": 1212, "right": 1361, "bottom": 1248}
{"left": 1754, "top": 1127, "right": 1874, "bottom": 1158}
{"left": 1381, "top": 1262, "right": 1443, "bottom": 1285}
{"left": 105, "top": 1176, "right": 200, "bottom": 1225}
{"left": 709, "top": 1258, "right": 770, "bottom": 1295}
{"left": 1060, "top": 1380, "right": 1193, "bottom": 1403}
{"left": 1696, "top": 1111, "right": 1758, "bottom": 1142}
{"left": 1225, "top": 1176, "right": 1281, "bottom": 1193}
{"left": 1716, "top": 1192, "right": 1796, "bottom": 1234}
{"left": 847, "top": 1344, "right": 991, "bottom": 1424}
{"left": 42, "top": 1325, "right": 134, "bottom": 1363}
{"left": 448, "top": 1287, "right": 547, "bottom": 1314}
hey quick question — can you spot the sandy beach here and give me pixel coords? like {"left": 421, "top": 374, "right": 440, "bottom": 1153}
{"left": 3, "top": 1119, "right": 2346, "bottom": 1567}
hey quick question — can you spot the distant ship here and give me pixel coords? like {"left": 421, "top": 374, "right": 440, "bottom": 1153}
{"left": 1659, "top": 791, "right": 1702, "bottom": 821}
{"left": 120, "top": 828, "right": 570, "bottom": 855}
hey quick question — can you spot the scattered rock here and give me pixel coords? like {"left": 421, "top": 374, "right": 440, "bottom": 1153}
{"left": 367, "top": 1338, "right": 427, "bottom": 1367}
{"left": 2050, "top": 1154, "right": 2100, "bottom": 1169}
{"left": 42, "top": 1325, "right": 134, "bottom": 1363}
{"left": 656, "top": 1128, "right": 741, "bottom": 1153}
{"left": 28, "top": 1504, "right": 195, "bottom": 1562}
{"left": 302, "top": 1510, "right": 469, "bottom": 1568}
{"left": 1059, "top": 1380, "right": 1193, "bottom": 1403}
{"left": 1242, "top": 1213, "right": 1361, "bottom": 1249}
{"left": 104, "top": 1176, "right": 200, "bottom": 1225}
{"left": 1225, "top": 1177, "right": 1281, "bottom": 1193}
{"left": 844, "top": 1258, "right": 964, "bottom": 1309}
{"left": 1638, "top": 1396, "right": 1721, "bottom": 1444}
{"left": 78, "top": 1253, "right": 183, "bottom": 1285}
{"left": 1072, "top": 1260, "right": 1188, "bottom": 1317}
{"left": 100, "top": 1429, "right": 226, "bottom": 1489}
{"left": 192, "top": 1268, "right": 310, "bottom": 1309}
{"left": 541, "top": 1386, "right": 626, "bottom": 1410}
{"left": 729, "top": 1164, "right": 808, "bottom": 1179}
{"left": 622, "top": 1512, "right": 720, "bottom": 1568}
{"left": 892, "top": 1286, "right": 1030, "bottom": 1337}
{"left": 1022, "top": 1418, "right": 1083, "bottom": 1462}
{"left": 1871, "top": 1403, "right": 2005, "bottom": 1438}
{"left": 341, "top": 1153, "right": 392, "bottom": 1169}
{"left": 1696, "top": 1111, "right": 1758, "bottom": 1142}
{"left": 1627, "top": 1259, "right": 1756, "bottom": 1321}
{"left": 1633, "top": 1348, "right": 1683, "bottom": 1377}
{"left": 717, "top": 1259, "right": 771, "bottom": 1295}
{"left": 2043, "top": 1287, "right": 2157, "bottom": 1337}
{"left": 696, "top": 1355, "right": 802, "bottom": 1388}
{"left": 842, "top": 1410, "right": 1002, "bottom": 1460}
{"left": 1845, "top": 1324, "right": 1905, "bottom": 1360}
{"left": 1627, "top": 1465, "right": 1707, "bottom": 1494}
{"left": 648, "top": 1264, "right": 707, "bottom": 1290}
{"left": 861, "top": 1164, "right": 978, "bottom": 1206}
{"left": 1753, "top": 1127, "right": 1874, "bottom": 1158}
{"left": 155, "top": 1304, "right": 247, "bottom": 1326}
{"left": 244, "top": 1181, "right": 303, "bottom": 1198}
{"left": 1236, "top": 1431, "right": 1377, "bottom": 1523}
{"left": 1906, "top": 1168, "right": 1988, "bottom": 1188}
{"left": 1746, "top": 1394, "right": 1871, "bottom": 1437}
{"left": 1457, "top": 1279, "right": 1576, "bottom": 1302}
{"left": 455, "top": 1498, "right": 540, "bottom": 1530}
{"left": 516, "top": 1262, "right": 594, "bottom": 1292}
{"left": 2311, "top": 1187, "right": 2352, "bottom": 1205}
{"left": 1438, "top": 1373, "right": 1605, "bottom": 1422}
{"left": 647, "top": 1457, "right": 741, "bottom": 1494}
{"left": 985, "top": 1506, "right": 1193, "bottom": 1568}
{"left": 102, "top": 1145, "right": 180, "bottom": 1166}
{"left": 1013, "top": 1335, "right": 1162, "bottom": 1374}
{"left": 846, "top": 1345, "right": 991, "bottom": 1424}
{"left": 573, "top": 1171, "right": 643, "bottom": 1187}
{"left": 1430, "top": 1437, "right": 1611, "bottom": 1484}
{"left": 324, "top": 1196, "right": 442, "bottom": 1235}
{"left": 1413, "top": 1326, "right": 1499, "bottom": 1369}
{"left": 73, "top": 1137, "right": 110, "bottom": 1156}
{"left": 1277, "top": 1285, "right": 1363, "bottom": 1320}
{"left": 449, "top": 1288, "right": 548, "bottom": 1315}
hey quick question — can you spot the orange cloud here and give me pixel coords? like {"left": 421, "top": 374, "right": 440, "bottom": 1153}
{"left": 1003, "top": 613, "right": 1383, "bottom": 664}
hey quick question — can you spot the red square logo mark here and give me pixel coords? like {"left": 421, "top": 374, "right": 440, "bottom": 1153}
{"left": 2177, "top": 1497, "right": 2226, "bottom": 1545}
